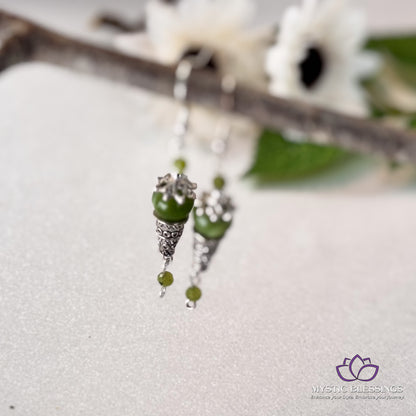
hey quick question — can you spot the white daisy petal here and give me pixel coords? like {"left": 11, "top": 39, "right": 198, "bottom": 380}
{"left": 266, "top": 0, "right": 379, "bottom": 117}
{"left": 114, "top": 33, "right": 156, "bottom": 60}
{"left": 354, "top": 51, "right": 382, "bottom": 78}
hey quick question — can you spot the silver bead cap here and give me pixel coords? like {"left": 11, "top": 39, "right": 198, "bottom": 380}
{"left": 155, "top": 173, "right": 197, "bottom": 205}
{"left": 194, "top": 189, "right": 234, "bottom": 223}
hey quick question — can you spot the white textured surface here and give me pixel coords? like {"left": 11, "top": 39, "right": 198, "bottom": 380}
{"left": 0, "top": 1, "right": 416, "bottom": 415}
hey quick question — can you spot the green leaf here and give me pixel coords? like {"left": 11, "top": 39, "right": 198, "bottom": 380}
{"left": 409, "top": 116, "right": 416, "bottom": 129}
{"left": 364, "top": 34, "right": 416, "bottom": 116}
{"left": 366, "top": 34, "right": 416, "bottom": 66}
{"left": 245, "top": 130, "right": 350, "bottom": 183}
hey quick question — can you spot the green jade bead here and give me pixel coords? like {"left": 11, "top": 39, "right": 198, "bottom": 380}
{"left": 152, "top": 192, "right": 194, "bottom": 223}
{"left": 213, "top": 175, "right": 226, "bottom": 190}
{"left": 157, "top": 271, "right": 174, "bottom": 287}
{"left": 193, "top": 210, "right": 232, "bottom": 240}
{"left": 173, "top": 158, "right": 187, "bottom": 173}
{"left": 186, "top": 285, "right": 202, "bottom": 301}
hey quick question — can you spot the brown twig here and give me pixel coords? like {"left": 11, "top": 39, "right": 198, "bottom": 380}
{"left": 91, "top": 0, "right": 179, "bottom": 31}
{"left": 1, "top": 9, "right": 416, "bottom": 163}
{"left": 91, "top": 13, "right": 145, "bottom": 33}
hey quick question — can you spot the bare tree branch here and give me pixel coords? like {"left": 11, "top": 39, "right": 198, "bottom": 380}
{"left": 91, "top": 13, "right": 145, "bottom": 33}
{"left": 1, "top": 9, "right": 416, "bottom": 163}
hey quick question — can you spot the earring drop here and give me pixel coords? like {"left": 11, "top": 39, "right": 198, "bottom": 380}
{"left": 152, "top": 59, "right": 197, "bottom": 298}
{"left": 185, "top": 76, "right": 237, "bottom": 309}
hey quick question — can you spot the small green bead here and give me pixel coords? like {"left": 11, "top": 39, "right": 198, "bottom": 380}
{"left": 157, "top": 271, "right": 174, "bottom": 287}
{"left": 174, "top": 158, "right": 187, "bottom": 173}
{"left": 213, "top": 175, "right": 226, "bottom": 190}
{"left": 186, "top": 285, "right": 202, "bottom": 301}
{"left": 152, "top": 192, "right": 194, "bottom": 223}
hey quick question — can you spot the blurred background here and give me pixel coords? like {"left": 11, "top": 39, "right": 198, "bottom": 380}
{"left": 1, "top": 0, "right": 416, "bottom": 37}
{"left": 1, "top": 1, "right": 415, "bottom": 415}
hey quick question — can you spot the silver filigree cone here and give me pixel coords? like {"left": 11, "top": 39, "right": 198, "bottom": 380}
{"left": 191, "top": 232, "right": 221, "bottom": 274}
{"left": 155, "top": 218, "right": 186, "bottom": 260}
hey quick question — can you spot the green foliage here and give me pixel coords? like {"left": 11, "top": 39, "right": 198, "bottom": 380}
{"left": 246, "top": 130, "right": 349, "bottom": 182}
{"left": 364, "top": 35, "right": 416, "bottom": 116}
{"left": 246, "top": 33, "right": 416, "bottom": 183}
{"left": 409, "top": 116, "right": 416, "bottom": 129}
{"left": 366, "top": 34, "right": 416, "bottom": 66}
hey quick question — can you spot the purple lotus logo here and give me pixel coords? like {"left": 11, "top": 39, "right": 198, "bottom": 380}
{"left": 336, "top": 354, "right": 379, "bottom": 382}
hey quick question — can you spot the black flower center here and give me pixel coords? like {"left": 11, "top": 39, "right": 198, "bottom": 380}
{"left": 298, "top": 46, "right": 325, "bottom": 89}
{"left": 181, "top": 47, "right": 219, "bottom": 72}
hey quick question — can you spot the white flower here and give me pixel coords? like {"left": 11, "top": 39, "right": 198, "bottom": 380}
{"left": 116, "top": 0, "right": 267, "bottom": 87}
{"left": 114, "top": 0, "right": 269, "bottom": 142}
{"left": 266, "top": 0, "right": 380, "bottom": 117}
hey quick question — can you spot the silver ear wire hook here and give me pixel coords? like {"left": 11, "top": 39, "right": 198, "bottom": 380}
{"left": 211, "top": 75, "right": 237, "bottom": 165}
{"left": 174, "top": 59, "right": 193, "bottom": 102}
{"left": 172, "top": 49, "right": 215, "bottom": 156}
{"left": 172, "top": 59, "right": 193, "bottom": 155}
{"left": 173, "top": 48, "right": 215, "bottom": 103}
{"left": 220, "top": 74, "right": 237, "bottom": 113}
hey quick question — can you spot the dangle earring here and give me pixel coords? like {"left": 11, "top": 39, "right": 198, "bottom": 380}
{"left": 152, "top": 59, "right": 197, "bottom": 298}
{"left": 185, "top": 76, "right": 237, "bottom": 309}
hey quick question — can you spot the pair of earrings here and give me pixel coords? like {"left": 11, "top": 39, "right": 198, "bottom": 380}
{"left": 151, "top": 54, "right": 235, "bottom": 309}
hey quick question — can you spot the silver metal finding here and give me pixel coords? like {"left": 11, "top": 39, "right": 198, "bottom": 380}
{"left": 155, "top": 218, "right": 186, "bottom": 260}
{"left": 191, "top": 232, "right": 221, "bottom": 276}
{"left": 174, "top": 60, "right": 192, "bottom": 102}
{"left": 220, "top": 74, "right": 236, "bottom": 112}
{"left": 172, "top": 53, "right": 213, "bottom": 157}
{"left": 190, "top": 270, "right": 201, "bottom": 287}
{"left": 172, "top": 60, "right": 192, "bottom": 156}
{"left": 211, "top": 74, "right": 237, "bottom": 171}
{"left": 211, "top": 124, "right": 231, "bottom": 172}
{"left": 159, "top": 286, "right": 166, "bottom": 298}
{"left": 162, "top": 257, "right": 171, "bottom": 272}
{"left": 172, "top": 106, "right": 190, "bottom": 153}
{"left": 186, "top": 300, "right": 197, "bottom": 309}
{"left": 173, "top": 49, "right": 214, "bottom": 103}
